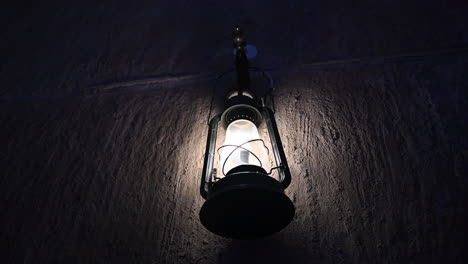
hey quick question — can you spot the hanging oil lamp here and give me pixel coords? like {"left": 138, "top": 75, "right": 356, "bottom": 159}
{"left": 199, "top": 27, "right": 295, "bottom": 239}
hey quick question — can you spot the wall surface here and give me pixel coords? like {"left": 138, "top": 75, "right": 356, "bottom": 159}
{"left": 1, "top": 1, "right": 467, "bottom": 263}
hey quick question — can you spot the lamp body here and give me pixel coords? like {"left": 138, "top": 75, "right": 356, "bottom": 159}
{"left": 199, "top": 93, "right": 294, "bottom": 239}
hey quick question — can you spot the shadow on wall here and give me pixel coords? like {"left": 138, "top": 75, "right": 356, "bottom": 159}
{"left": 216, "top": 236, "right": 313, "bottom": 264}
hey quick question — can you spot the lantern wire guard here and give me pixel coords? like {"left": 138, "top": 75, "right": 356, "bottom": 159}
{"left": 200, "top": 27, "right": 294, "bottom": 239}
{"left": 217, "top": 138, "right": 269, "bottom": 176}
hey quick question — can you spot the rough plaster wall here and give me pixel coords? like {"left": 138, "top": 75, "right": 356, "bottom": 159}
{"left": 1, "top": 1, "right": 467, "bottom": 263}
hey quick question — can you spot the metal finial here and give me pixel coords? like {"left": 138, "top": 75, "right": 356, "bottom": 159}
{"left": 233, "top": 26, "right": 247, "bottom": 50}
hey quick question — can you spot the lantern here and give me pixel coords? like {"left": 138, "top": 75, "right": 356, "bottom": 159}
{"left": 199, "top": 27, "right": 295, "bottom": 239}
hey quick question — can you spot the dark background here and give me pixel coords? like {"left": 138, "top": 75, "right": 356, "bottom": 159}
{"left": 1, "top": 1, "right": 467, "bottom": 263}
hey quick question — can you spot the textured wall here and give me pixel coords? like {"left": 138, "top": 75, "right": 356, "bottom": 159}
{"left": 1, "top": 1, "right": 467, "bottom": 263}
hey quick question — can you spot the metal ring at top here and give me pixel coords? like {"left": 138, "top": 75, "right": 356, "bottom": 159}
{"left": 221, "top": 104, "right": 262, "bottom": 128}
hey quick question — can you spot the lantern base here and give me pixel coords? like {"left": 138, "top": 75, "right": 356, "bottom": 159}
{"left": 200, "top": 166, "right": 295, "bottom": 239}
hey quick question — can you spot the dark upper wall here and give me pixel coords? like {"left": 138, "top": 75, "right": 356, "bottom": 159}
{"left": 2, "top": 0, "right": 467, "bottom": 97}
{"left": 1, "top": 1, "right": 467, "bottom": 263}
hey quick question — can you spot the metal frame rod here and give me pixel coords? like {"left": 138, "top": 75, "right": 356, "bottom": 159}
{"left": 200, "top": 115, "right": 221, "bottom": 199}
{"left": 263, "top": 107, "right": 291, "bottom": 189}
